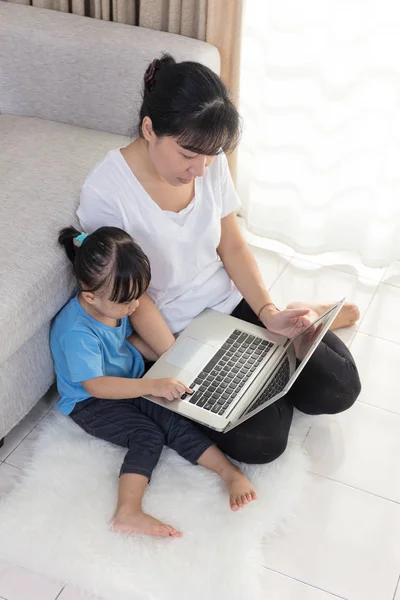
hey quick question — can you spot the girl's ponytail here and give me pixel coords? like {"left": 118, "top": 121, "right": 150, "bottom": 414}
{"left": 58, "top": 226, "right": 81, "bottom": 265}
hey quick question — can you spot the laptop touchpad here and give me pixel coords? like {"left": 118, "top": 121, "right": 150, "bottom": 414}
{"left": 166, "top": 337, "right": 214, "bottom": 373}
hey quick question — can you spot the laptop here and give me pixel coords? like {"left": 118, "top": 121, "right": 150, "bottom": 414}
{"left": 143, "top": 298, "right": 346, "bottom": 432}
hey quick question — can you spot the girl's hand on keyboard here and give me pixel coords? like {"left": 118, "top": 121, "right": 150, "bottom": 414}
{"left": 149, "top": 378, "right": 193, "bottom": 401}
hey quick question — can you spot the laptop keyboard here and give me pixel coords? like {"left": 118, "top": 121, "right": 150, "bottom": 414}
{"left": 243, "top": 356, "right": 291, "bottom": 416}
{"left": 180, "top": 329, "right": 273, "bottom": 416}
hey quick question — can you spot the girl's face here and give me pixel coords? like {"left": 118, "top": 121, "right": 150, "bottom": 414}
{"left": 142, "top": 117, "right": 214, "bottom": 186}
{"left": 82, "top": 291, "right": 140, "bottom": 321}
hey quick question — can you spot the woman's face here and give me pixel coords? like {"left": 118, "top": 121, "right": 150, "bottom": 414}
{"left": 142, "top": 117, "right": 214, "bottom": 186}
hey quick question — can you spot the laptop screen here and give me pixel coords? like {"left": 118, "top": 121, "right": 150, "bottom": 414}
{"left": 238, "top": 299, "right": 345, "bottom": 422}
{"left": 287, "top": 302, "right": 341, "bottom": 362}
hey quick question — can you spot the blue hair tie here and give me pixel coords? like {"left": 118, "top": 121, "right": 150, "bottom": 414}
{"left": 75, "top": 232, "right": 88, "bottom": 246}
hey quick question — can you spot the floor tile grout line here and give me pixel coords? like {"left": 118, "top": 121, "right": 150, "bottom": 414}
{"left": 54, "top": 585, "right": 66, "bottom": 599}
{"left": 357, "top": 398, "right": 400, "bottom": 418}
{"left": 308, "top": 471, "right": 400, "bottom": 507}
{"left": 262, "top": 566, "right": 348, "bottom": 599}
{"left": 1, "top": 402, "right": 56, "bottom": 463}
{"left": 2, "top": 459, "right": 23, "bottom": 471}
{"left": 265, "top": 254, "right": 293, "bottom": 294}
{"left": 3, "top": 452, "right": 26, "bottom": 475}
{"left": 301, "top": 426, "right": 312, "bottom": 447}
{"left": 380, "top": 264, "right": 389, "bottom": 284}
{"left": 1, "top": 426, "right": 38, "bottom": 463}
{"left": 381, "top": 279, "right": 400, "bottom": 290}
{"left": 356, "top": 278, "right": 381, "bottom": 331}
{"left": 357, "top": 328, "right": 400, "bottom": 347}
{"left": 356, "top": 277, "right": 400, "bottom": 342}
{"left": 268, "top": 251, "right": 302, "bottom": 297}
{"left": 392, "top": 573, "right": 400, "bottom": 600}
{"left": 353, "top": 329, "right": 400, "bottom": 347}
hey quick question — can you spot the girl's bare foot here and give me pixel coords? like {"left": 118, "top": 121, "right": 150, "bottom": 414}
{"left": 111, "top": 510, "right": 182, "bottom": 538}
{"left": 225, "top": 471, "right": 257, "bottom": 511}
{"left": 286, "top": 301, "right": 360, "bottom": 330}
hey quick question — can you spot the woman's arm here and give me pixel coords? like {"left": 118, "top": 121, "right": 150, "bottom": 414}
{"left": 129, "top": 292, "right": 176, "bottom": 358}
{"left": 127, "top": 333, "right": 159, "bottom": 362}
{"left": 217, "top": 213, "right": 279, "bottom": 322}
{"left": 217, "top": 214, "right": 312, "bottom": 337}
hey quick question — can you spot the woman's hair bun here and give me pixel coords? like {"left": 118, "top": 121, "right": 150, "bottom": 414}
{"left": 158, "top": 53, "right": 176, "bottom": 68}
{"left": 144, "top": 53, "right": 176, "bottom": 91}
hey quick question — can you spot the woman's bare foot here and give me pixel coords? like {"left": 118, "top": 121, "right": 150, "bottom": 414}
{"left": 111, "top": 510, "right": 182, "bottom": 538}
{"left": 225, "top": 471, "right": 257, "bottom": 511}
{"left": 286, "top": 301, "right": 360, "bottom": 330}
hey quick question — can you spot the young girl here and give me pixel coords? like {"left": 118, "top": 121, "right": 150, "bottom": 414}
{"left": 51, "top": 226, "right": 257, "bottom": 539}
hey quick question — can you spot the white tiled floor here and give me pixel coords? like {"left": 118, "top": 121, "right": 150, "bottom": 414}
{"left": 1, "top": 243, "right": 399, "bottom": 600}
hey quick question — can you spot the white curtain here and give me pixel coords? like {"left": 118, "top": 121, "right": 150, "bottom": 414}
{"left": 238, "top": 0, "right": 400, "bottom": 267}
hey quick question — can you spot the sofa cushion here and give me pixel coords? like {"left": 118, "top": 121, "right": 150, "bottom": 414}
{"left": 0, "top": 321, "right": 54, "bottom": 437}
{"left": 0, "top": 115, "right": 129, "bottom": 365}
{"left": 0, "top": 2, "right": 220, "bottom": 136}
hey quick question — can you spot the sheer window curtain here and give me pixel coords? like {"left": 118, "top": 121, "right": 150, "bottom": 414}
{"left": 238, "top": 0, "right": 400, "bottom": 268}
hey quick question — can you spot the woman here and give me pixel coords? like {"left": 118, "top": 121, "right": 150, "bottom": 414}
{"left": 77, "top": 54, "right": 361, "bottom": 464}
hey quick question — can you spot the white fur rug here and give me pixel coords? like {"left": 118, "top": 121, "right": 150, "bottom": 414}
{"left": 0, "top": 412, "right": 310, "bottom": 600}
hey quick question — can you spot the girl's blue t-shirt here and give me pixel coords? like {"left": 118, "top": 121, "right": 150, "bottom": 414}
{"left": 50, "top": 294, "right": 145, "bottom": 415}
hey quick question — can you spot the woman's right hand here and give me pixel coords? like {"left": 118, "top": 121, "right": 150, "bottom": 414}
{"left": 149, "top": 378, "right": 193, "bottom": 401}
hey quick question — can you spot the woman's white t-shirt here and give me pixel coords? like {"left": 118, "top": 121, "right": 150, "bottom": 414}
{"left": 77, "top": 149, "right": 242, "bottom": 334}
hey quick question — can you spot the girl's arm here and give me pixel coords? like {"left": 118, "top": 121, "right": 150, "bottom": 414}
{"left": 129, "top": 292, "right": 176, "bottom": 358}
{"left": 83, "top": 375, "right": 192, "bottom": 402}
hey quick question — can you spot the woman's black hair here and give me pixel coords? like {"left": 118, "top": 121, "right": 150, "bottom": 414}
{"left": 58, "top": 226, "right": 151, "bottom": 303}
{"left": 139, "top": 53, "right": 241, "bottom": 156}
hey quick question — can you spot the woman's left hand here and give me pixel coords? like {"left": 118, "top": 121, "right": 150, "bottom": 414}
{"left": 261, "top": 307, "right": 313, "bottom": 339}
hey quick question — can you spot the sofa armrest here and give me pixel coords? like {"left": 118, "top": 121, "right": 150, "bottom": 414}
{"left": 0, "top": 2, "right": 220, "bottom": 135}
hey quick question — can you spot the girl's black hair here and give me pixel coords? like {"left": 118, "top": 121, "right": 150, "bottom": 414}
{"left": 58, "top": 226, "right": 151, "bottom": 303}
{"left": 139, "top": 53, "right": 241, "bottom": 156}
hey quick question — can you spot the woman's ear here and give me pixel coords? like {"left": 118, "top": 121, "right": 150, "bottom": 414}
{"left": 142, "top": 116, "right": 155, "bottom": 142}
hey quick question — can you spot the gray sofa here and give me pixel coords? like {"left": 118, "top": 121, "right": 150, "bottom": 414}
{"left": 0, "top": 1, "right": 219, "bottom": 442}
